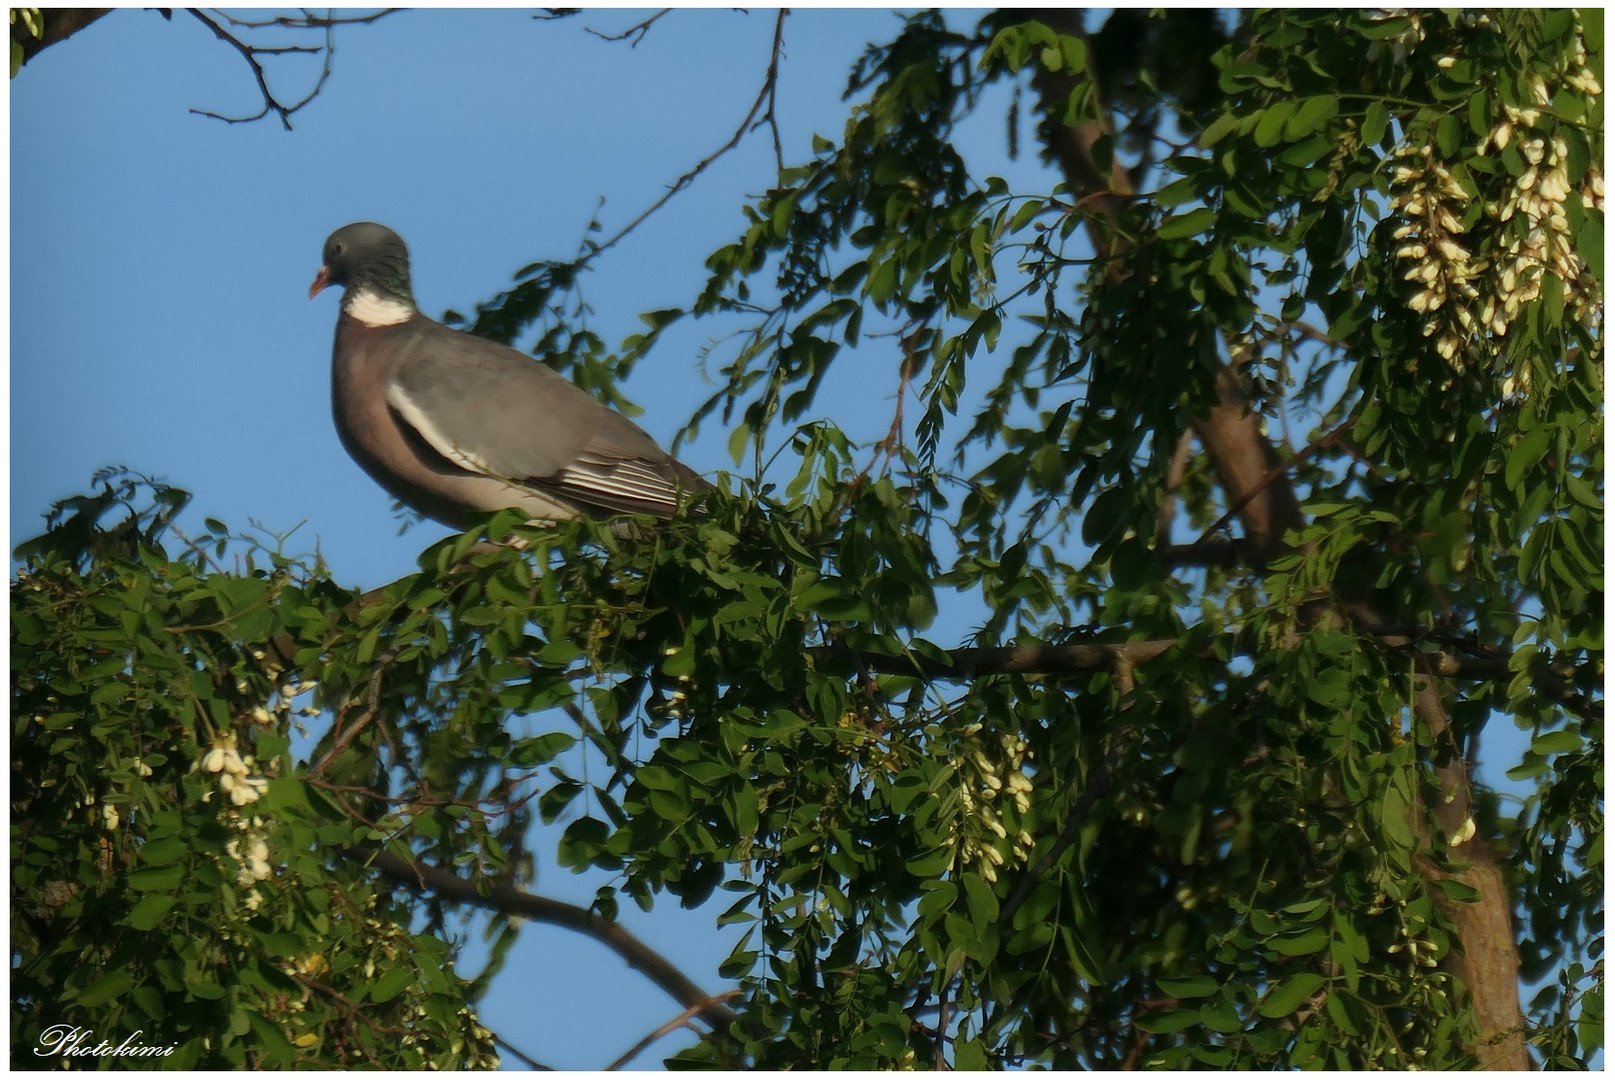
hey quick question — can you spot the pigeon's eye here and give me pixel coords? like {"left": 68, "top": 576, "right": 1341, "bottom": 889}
{"left": 331, "top": 241, "right": 346, "bottom": 257}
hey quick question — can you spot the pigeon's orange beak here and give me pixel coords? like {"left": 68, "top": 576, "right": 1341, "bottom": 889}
{"left": 308, "top": 266, "right": 331, "bottom": 299}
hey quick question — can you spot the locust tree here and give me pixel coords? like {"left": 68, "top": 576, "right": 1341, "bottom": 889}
{"left": 11, "top": 8, "right": 1603, "bottom": 1069}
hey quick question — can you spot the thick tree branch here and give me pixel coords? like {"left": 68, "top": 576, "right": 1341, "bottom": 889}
{"left": 808, "top": 635, "right": 1592, "bottom": 717}
{"left": 11, "top": 8, "right": 112, "bottom": 69}
{"left": 366, "top": 849, "right": 737, "bottom": 1030}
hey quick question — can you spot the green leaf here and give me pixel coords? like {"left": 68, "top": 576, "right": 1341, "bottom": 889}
{"left": 1362, "top": 100, "right": 1390, "bottom": 145}
{"left": 1272, "top": 926, "right": 1329, "bottom": 956}
{"left": 1158, "top": 207, "right": 1216, "bottom": 240}
{"left": 963, "top": 872, "right": 1000, "bottom": 933}
{"left": 954, "top": 1036, "right": 988, "bottom": 1070}
{"left": 128, "top": 864, "right": 185, "bottom": 891}
{"left": 1254, "top": 101, "right": 1297, "bottom": 147}
{"left": 1435, "top": 113, "right": 1462, "bottom": 156}
{"left": 77, "top": 969, "right": 135, "bottom": 1007}
{"left": 1378, "top": 780, "right": 1415, "bottom": 856}
{"left": 867, "top": 256, "right": 899, "bottom": 304}
{"left": 370, "top": 963, "right": 414, "bottom": 1003}
{"left": 1284, "top": 95, "right": 1339, "bottom": 139}
{"left": 1259, "top": 973, "right": 1327, "bottom": 1018}
{"left": 1507, "top": 756, "right": 1549, "bottom": 782}
{"left": 1198, "top": 110, "right": 1242, "bottom": 148}
{"left": 509, "top": 730, "right": 576, "bottom": 767}
{"left": 247, "top": 1011, "right": 295, "bottom": 1066}
{"left": 905, "top": 847, "right": 954, "bottom": 877}
{"left": 1136, "top": 1008, "right": 1204, "bottom": 1034}
{"left": 1531, "top": 729, "right": 1584, "bottom": 755}
{"left": 917, "top": 880, "right": 958, "bottom": 917}
{"left": 1157, "top": 973, "right": 1220, "bottom": 998}
{"left": 127, "top": 893, "right": 177, "bottom": 931}
{"left": 1506, "top": 428, "right": 1551, "bottom": 491}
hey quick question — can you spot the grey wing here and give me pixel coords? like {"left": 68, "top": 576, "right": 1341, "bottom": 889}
{"left": 387, "top": 326, "right": 701, "bottom": 517}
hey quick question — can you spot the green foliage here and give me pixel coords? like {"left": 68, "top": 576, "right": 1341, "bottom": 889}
{"left": 11, "top": 7, "right": 1603, "bottom": 1071}
{"left": 12, "top": 473, "right": 498, "bottom": 1069}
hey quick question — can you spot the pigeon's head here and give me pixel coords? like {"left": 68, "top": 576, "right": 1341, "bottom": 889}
{"left": 309, "top": 221, "right": 412, "bottom": 302}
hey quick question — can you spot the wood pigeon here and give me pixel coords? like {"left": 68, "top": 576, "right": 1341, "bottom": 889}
{"left": 309, "top": 222, "right": 708, "bottom": 529}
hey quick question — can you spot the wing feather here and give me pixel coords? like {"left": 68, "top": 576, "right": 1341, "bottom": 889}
{"left": 387, "top": 321, "right": 705, "bottom": 518}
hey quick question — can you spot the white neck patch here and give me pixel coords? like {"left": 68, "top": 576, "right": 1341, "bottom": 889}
{"left": 344, "top": 286, "right": 414, "bottom": 327}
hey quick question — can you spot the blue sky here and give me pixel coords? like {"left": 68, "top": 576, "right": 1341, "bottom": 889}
{"left": 10, "top": 6, "right": 1558, "bottom": 1069}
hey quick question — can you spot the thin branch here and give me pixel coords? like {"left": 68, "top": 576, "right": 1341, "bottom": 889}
{"left": 1180, "top": 418, "right": 1352, "bottom": 560}
{"left": 585, "top": 8, "right": 671, "bottom": 46}
{"left": 366, "top": 849, "right": 738, "bottom": 1029}
{"left": 934, "top": 949, "right": 964, "bottom": 1069}
{"left": 186, "top": 8, "right": 397, "bottom": 129}
{"left": 312, "top": 644, "right": 400, "bottom": 776}
{"left": 211, "top": 9, "right": 396, "bottom": 31}
{"left": 1000, "top": 738, "right": 1119, "bottom": 931}
{"left": 1154, "top": 427, "right": 1197, "bottom": 550}
{"left": 582, "top": 8, "right": 790, "bottom": 264}
{"left": 493, "top": 1033, "right": 554, "bottom": 1071}
{"left": 605, "top": 990, "right": 743, "bottom": 1070}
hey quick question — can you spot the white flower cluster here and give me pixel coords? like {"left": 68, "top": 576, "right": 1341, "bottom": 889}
{"left": 197, "top": 734, "right": 281, "bottom": 908}
{"left": 201, "top": 739, "right": 270, "bottom": 806}
{"left": 1388, "top": 30, "right": 1603, "bottom": 398}
{"left": 83, "top": 791, "right": 125, "bottom": 831}
{"left": 1390, "top": 144, "right": 1481, "bottom": 371}
{"left": 951, "top": 728, "right": 1036, "bottom": 884}
{"left": 226, "top": 828, "right": 272, "bottom": 889}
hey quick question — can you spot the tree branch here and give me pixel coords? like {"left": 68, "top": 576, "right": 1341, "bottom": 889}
{"left": 580, "top": 8, "right": 789, "bottom": 264}
{"left": 583, "top": 8, "right": 671, "bottom": 47}
{"left": 808, "top": 633, "right": 1591, "bottom": 717}
{"left": 364, "top": 849, "right": 738, "bottom": 1030}
{"left": 605, "top": 990, "right": 743, "bottom": 1070}
{"left": 186, "top": 8, "right": 398, "bottom": 129}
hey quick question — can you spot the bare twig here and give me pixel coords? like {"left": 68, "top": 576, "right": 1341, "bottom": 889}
{"left": 842, "top": 320, "right": 923, "bottom": 507}
{"left": 186, "top": 8, "right": 398, "bottom": 129}
{"left": 583, "top": 9, "right": 790, "bottom": 264}
{"left": 584, "top": 8, "right": 671, "bottom": 46}
{"left": 605, "top": 991, "right": 743, "bottom": 1069}
{"left": 210, "top": 9, "right": 396, "bottom": 31}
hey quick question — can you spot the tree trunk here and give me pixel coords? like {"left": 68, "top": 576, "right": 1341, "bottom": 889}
{"left": 1018, "top": 8, "right": 1528, "bottom": 1067}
